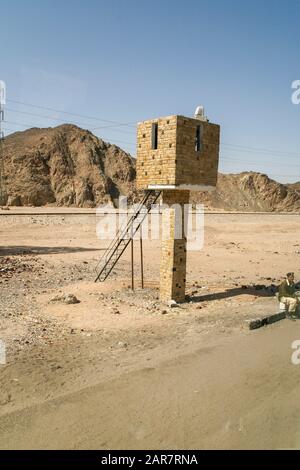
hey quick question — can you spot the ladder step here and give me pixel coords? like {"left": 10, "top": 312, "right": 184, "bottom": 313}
{"left": 95, "top": 190, "right": 161, "bottom": 282}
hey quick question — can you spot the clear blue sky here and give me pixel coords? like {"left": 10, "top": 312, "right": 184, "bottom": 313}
{"left": 1, "top": 0, "right": 300, "bottom": 182}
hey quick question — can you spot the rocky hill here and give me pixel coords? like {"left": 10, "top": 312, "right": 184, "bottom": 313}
{"left": 2, "top": 125, "right": 300, "bottom": 212}
{"left": 288, "top": 182, "right": 300, "bottom": 193}
{"left": 2, "top": 124, "right": 137, "bottom": 207}
{"left": 191, "top": 172, "right": 300, "bottom": 212}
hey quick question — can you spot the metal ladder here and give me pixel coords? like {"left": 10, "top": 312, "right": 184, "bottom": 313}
{"left": 94, "top": 190, "right": 161, "bottom": 282}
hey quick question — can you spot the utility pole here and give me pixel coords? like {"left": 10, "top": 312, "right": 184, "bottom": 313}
{"left": 0, "top": 81, "right": 6, "bottom": 205}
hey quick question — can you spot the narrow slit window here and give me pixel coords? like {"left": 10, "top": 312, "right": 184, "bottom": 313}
{"left": 151, "top": 123, "right": 158, "bottom": 150}
{"left": 195, "top": 125, "right": 201, "bottom": 152}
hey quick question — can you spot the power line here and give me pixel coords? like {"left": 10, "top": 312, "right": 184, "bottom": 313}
{"left": 6, "top": 98, "right": 300, "bottom": 157}
{"left": 3, "top": 119, "right": 300, "bottom": 164}
{"left": 5, "top": 119, "right": 43, "bottom": 129}
{"left": 219, "top": 167, "right": 300, "bottom": 179}
{"left": 219, "top": 166, "right": 300, "bottom": 178}
{"left": 3, "top": 129, "right": 297, "bottom": 174}
{"left": 3, "top": 121, "right": 299, "bottom": 164}
{"left": 221, "top": 142, "right": 300, "bottom": 157}
{"left": 6, "top": 99, "right": 300, "bottom": 157}
{"left": 222, "top": 146, "right": 300, "bottom": 159}
{"left": 6, "top": 108, "right": 136, "bottom": 135}
{"left": 5, "top": 107, "right": 109, "bottom": 129}
{"left": 3, "top": 123, "right": 136, "bottom": 148}
{"left": 4, "top": 122, "right": 137, "bottom": 149}
{"left": 219, "top": 155, "right": 300, "bottom": 168}
{"left": 256, "top": 174, "right": 300, "bottom": 178}
{"left": 101, "top": 137, "right": 135, "bottom": 146}
{"left": 3, "top": 127, "right": 22, "bottom": 133}
{"left": 4, "top": 99, "right": 300, "bottom": 164}
{"left": 2, "top": 129, "right": 298, "bottom": 179}
{"left": 90, "top": 123, "right": 136, "bottom": 132}
{"left": 7, "top": 98, "right": 136, "bottom": 128}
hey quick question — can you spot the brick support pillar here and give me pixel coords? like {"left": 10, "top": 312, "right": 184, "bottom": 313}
{"left": 159, "top": 190, "right": 190, "bottom": 303}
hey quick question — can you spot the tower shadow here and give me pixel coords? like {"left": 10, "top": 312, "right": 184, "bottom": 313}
{"left": 186, "top": 284, "right": 279, "bottom": 303}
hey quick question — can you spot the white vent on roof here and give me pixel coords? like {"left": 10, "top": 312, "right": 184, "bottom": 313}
{"left": 194, "top": 106, "right": 208, "bottom": 122}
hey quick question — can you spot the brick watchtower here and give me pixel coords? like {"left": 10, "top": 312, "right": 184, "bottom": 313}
{"left": 136, "top": 108, "right": 220, "bottom": 302}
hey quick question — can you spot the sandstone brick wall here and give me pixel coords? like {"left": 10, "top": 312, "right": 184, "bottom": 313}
{"left": 159, "top": 190, "right": 190, "bottom": 302}
{"left": 136, "top": 115, "right": 220, "bottom": 190}
{"left": 175, "top": 116, "right": 220, "bottom": 187}
{"left": 136, "top": 115, "right": 177, "bottom": 189}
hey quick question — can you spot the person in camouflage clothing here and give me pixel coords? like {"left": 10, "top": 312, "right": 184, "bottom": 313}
{"left": 278, "top": 272, "right": 300, "bottom": 321}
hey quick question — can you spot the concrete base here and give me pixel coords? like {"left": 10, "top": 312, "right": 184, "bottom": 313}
{"left": 247, "top": 312, "right": 287, "bottom": 330}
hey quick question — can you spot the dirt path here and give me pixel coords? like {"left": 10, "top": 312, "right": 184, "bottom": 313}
{"left": 1, "top": 319, "right": 300, "bottom": 450}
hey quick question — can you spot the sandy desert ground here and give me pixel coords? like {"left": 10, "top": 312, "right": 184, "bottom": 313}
{"left": 1, "top": 208, "right": 300, "bottom": 449}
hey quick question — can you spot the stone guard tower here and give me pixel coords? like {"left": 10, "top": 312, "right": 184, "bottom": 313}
{"left": 136, "top": 109, "right": 220, "bottom": 302}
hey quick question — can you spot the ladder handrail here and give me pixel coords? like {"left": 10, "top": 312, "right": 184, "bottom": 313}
{"left": 95, "top": 190, "right": 161, "bottom": 282}
{"left": 95, "top": 208, "right": 149, "bottom": 281}
{"left": 95, "top": 190, "right": 156, "bottom": 272}
{"left": 95, "top": 191, "right": 158, "bottom": 277}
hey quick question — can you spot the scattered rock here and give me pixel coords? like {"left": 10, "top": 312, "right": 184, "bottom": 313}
{"left": 0, "top": 392, "right": 11, "bottom": 406}
{"left": 51, "top": 365, "right": 63, "bottom": 371}
{"left": 167, "top": 300, "right": 179, "bottom": 308}
{"left": 50, "top": 293, "right": 80, "bottom": 304}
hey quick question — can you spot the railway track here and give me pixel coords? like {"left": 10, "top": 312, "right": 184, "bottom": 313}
{"left": 0, "top": 211, "right": 300, "bottom": 216}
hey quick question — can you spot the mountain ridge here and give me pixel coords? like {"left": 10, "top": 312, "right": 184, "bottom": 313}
{"left": 2, "top": 125, "right": 300, "bottom": 212}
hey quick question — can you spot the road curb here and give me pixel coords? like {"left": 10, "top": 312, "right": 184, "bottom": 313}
{"left": 247, "top": 312, "right": 287, "bottom": 330}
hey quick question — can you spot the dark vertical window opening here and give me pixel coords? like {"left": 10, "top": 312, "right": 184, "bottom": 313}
{"left": 195, "top": 125, "right": 201, "bottom": 152}
{"left": 151, "top": 123, "right": 158, "bottom": 150}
